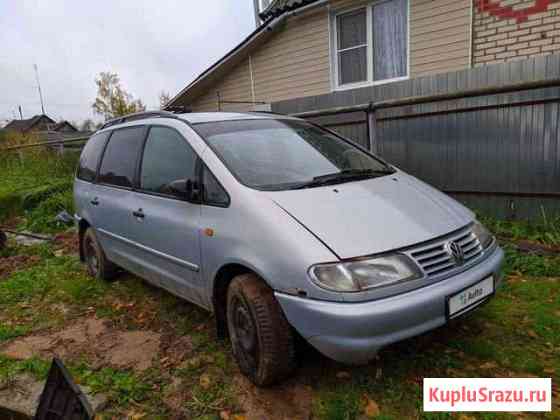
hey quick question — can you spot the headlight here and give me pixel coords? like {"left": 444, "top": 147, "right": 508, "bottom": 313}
{"left": 309, "top": 254, "right": 422, "bottom": 292}
{"left": 472, "top": 221, "right": 494, "bottom": 248}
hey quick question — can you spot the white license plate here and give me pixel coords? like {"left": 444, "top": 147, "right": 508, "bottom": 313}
{"left": 448, "top": 276, "right": 494, "bottom": 318}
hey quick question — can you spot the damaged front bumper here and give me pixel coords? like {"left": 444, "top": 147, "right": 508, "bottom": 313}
{"left": 275, "top": 246, "right": 504, "bottom": 365}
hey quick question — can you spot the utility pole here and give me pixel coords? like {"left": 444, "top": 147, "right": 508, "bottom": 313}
{"left": 18, "top": 106, "right": 23, "bottom": 119}
{"left": 33, "top": 64, "right": 46, "bottom": 115}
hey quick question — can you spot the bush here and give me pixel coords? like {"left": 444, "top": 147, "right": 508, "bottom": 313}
{"left": 24, "top": 188, "right": 75, "bottom": 233}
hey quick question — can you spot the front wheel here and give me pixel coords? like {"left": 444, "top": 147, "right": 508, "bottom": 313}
{"left": 227, "top": 273, "right": 296, "bottom": 386}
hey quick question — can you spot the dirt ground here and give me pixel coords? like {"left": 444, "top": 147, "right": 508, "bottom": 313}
{"left": 1, "top": 317, "right": 162, "bottom": 372}
{"left": 234, "top": 374, "right": 314, "bottom": 420}
{"left": 52, "top": 231, "right": 80, "bottom": 256}
{"left": 1, "top": 314, "right": 318, "bottom": 419}
{"left": 0, "top": 254, "right": 41, "bottom": 281}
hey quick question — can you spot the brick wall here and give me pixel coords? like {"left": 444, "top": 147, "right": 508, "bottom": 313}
{"left": 473, "top": 0, "right": 560, "bottom": 66}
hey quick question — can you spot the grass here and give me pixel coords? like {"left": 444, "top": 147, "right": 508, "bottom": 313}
{"left": 481, "top": 212, "right": 560, "bottom": 247}
{"left": 0, "top": 227, "right": 558, "bottom": 418}
{"left": 0, "top": 149, "right": 77, "bottom": 231}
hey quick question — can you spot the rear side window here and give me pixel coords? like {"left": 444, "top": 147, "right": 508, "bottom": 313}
{"left": 98, "top": 126, "right": 146, "bottom": 188}
{"left": 140, "top": 126, "right": 198, "bottom": 199}
{"left": 202, "top": 165, "right": 229, "bottom": 207}
{"left": 77, "top": 132, "right": 110, "bottom": 182}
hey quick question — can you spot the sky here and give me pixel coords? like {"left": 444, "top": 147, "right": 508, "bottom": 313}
{"left": 0, "top": 0, "right": 256, "bottom": 127}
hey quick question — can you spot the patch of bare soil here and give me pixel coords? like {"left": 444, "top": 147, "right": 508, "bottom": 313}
{"left": 234, "top": 374, "right": 314, "bottom": 420}
{"left": 1, "top": 216, "right": 23, "bottom": 230}
{"left": 0, "top": 255, "right": 41, "bottom": 280}
{"left": 1, "top": 317, "right": 162, "bottom": 372}
{"left": 515, "top": 239, "right": 560, "bottom": 255}
{"left": 160, "top": 334, "right": 194, "bottom": 368}
{"left": 53, "top": 231, "right": 79, "bottom": 256}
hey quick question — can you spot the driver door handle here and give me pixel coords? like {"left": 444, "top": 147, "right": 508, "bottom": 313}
{"left": 132, "top": 209, "right": 145, "bottom": 219}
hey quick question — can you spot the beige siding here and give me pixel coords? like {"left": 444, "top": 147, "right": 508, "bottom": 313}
{"left": 190, "top": 0, "right": 474, "bottom": 110}
{"left": 190, "top": 58, "right": 253, "bottom": 112}
{"left": 410, "top": 0, "right": 472, "bottom": 77}
{"left": 190, "top": 7, "right": 330, "bottom": 111}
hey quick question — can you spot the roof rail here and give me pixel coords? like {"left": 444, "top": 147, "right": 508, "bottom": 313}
{"left": 100, "top": 110, "right": 179, "bottom": 130}
{"left": 249, "top": 111, "right": 286, "bottom": 117}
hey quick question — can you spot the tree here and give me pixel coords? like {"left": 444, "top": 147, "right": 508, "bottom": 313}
{"left": 92, "top": 72, "right": 146, "bottom": 120}
{"left": 80, "top": 119, "right": 95, "bottom": 132}
{"left": 159, "top": 91, "right": 171, "bottom": 110}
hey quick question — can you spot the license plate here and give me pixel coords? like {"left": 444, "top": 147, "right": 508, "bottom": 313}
{"left": 447, "top": 276, "right": 494, "bottom": 318}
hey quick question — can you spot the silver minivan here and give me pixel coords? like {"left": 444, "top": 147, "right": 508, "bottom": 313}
{"left": 74, "top": 111, "right": 504, "bottom": 385}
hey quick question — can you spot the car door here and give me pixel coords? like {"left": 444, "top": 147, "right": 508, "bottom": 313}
{"left": 88, "top": 126, "right": 148, "bottom": 269}
{"left": 128, "top": 125, "right": 204, "bottom": 305}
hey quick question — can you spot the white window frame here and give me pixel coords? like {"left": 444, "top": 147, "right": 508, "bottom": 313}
{"left": 330, "top": 0, "right": 410, "bottom": 91}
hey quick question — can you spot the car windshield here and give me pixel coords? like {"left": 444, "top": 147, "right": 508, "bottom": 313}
{"left": 194, "top": 119, "right": 394, "bottom": 191}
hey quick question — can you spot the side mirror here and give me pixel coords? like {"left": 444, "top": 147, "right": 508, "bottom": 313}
{"left": 185, "top": 179, "right": 201, "bottom": 202}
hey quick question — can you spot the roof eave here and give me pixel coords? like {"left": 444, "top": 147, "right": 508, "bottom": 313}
{"left": 166, "top": 0, "right": 326, "bottom": 110}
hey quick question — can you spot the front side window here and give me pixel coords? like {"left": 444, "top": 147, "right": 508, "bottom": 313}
{"left": 202, "top": 165, "right": 229, "bottom": 207}
{"left": 140, "top": 126, "right": 198, "bottom": 199}
{"left": 77, "top": 131, "right": 110, "bottom": 182}
{"left": 334, "top": 0, "right": 408, "bottom": 88}
{"left": 194, "top": 119, "right": 393, "bottom": 191}
{"left": 98, "top": 126, "right": 146, "bottom": 188}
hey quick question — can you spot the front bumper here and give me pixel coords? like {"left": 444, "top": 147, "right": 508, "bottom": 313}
{"left": 276, "top": 246, "right": 504, "bottom": 364}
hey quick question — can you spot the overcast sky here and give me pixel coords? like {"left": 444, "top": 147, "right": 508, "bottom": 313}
{"left": 0, "top": 0, "right": 255, "bottom": 126}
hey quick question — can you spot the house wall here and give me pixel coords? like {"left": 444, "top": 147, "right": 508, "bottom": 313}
{"left": 188, "top": 0, "right": 560, "bottom": 112}
{"left": 473, "top": 0, "right": 560, "bottom": 66}
{"left": 189, "top": 0, "right": 472, "bottom": 111}
{"left": 409, "top": 0, "right": 472, "bottom": 76}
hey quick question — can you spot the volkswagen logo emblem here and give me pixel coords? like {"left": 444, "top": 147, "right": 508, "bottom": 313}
{"left": 445, "top": 241, "right": 465, "bottom": 266}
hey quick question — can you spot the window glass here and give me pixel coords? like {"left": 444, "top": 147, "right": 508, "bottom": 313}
{"left": 77, "top": 132, "right": 110, "bottom": 182}
{"left": 337, "top": 9, "right": 367, "bottom": 85}
{"left": 373, "top": 0, "right": 408, "bottom": 80}
{"left": 202, "top": 165, "right": 229, "bottom": 206}
{"left": 140, "top": 126, "right": 198, "bottom": 198}
{"left": 337, "top": 9, "right": 367, "bottom": 49}
{"left": 195, "top": 119, "right": 392, "bottom": 191}
{"left": 98, "top": 126, "right": 145, "bottom": 188}
{"left": 335, "top": 0, "right": 408, "bottom": 86}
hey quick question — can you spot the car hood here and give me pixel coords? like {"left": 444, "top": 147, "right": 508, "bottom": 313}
{"left": 266, "top": 172, "right": 474, "bottom": 260}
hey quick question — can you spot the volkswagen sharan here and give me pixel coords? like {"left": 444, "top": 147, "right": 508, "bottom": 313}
{"left": 74, "top": 111, "right": 504, "bottom": 385}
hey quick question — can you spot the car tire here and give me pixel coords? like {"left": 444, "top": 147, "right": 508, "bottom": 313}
{"left": 82, "top": 228, "right": 118, "bottom": 281}
{"left": 227, "top": 273, "right": 296, "bottom": 386}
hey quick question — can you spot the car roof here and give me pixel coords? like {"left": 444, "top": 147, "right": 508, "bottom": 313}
{"left": 176, "top": 112, "right": 296, "bottom": 124}
{"left": 97, "top": 111, "right": 299, "bottom": 132}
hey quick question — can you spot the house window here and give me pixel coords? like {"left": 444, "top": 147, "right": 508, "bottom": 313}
{"left": 333, "top": 0, "right": 408, "bottom": 88}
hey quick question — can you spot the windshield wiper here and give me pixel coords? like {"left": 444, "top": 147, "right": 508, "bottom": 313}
{"left": 289, "top": 168, "right": 395, "bottom": 190}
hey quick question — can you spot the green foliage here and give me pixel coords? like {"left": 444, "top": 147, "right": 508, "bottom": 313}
{"left": 315, "top": 387, "right": 361, "bottom": 420}
{"left": 0, "top": 355, "right": 51, "bottom": 381}
{"left": 0, "top": 324, "right": 30, "bottom": 342}
{"left": 502, "top": 246, "right": 560, "bottom": 277}
{"left": 74, "top": 364, "right": 151, "bottom": 405}
{"left": 92, "top": 72, "right": 146, "bottom": 120}
{"left": 0, "top": 148, "right": 77, "bottom": 229}
{"left": 0, "top": 256, "right": 108, "bottom": 329}
{"left": 24, "top": 188, "right": 75, "bottom": 233}
{"left": 21, "top": 180, "right": 73, "bottom": 211}
{"left": 481, "top": 213, "right": 560, "bottom": 247}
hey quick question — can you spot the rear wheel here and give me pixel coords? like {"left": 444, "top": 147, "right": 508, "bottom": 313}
{"left": 82, "top": 228, "right": 118, "bottom": 281}
{"left": 227, "top": 273, "right": 296, "bottom": 386}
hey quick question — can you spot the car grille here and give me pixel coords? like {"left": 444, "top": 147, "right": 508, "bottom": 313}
{"left": 406, "top": 225, "right": 483, "bottom": 278}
